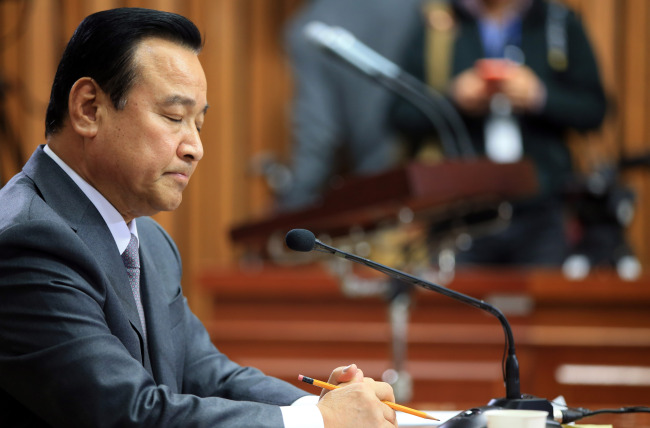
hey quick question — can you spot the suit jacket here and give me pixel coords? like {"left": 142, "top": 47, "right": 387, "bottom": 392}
{"left": 0, "top": 146, "right": 309, "bottom": 427}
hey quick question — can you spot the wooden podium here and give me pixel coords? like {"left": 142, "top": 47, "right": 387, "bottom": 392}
{"left": 230, "top": 158, "right": 538, "bottom": 247}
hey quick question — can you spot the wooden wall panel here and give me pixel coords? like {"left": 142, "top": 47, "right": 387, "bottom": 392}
{"left": 620, "top": 0, "right": 650, "bottom": 263}
{"left": 0, "top": 1, "right": 24, "bottom": 182}
{"left": 565, "top": 0, "right": 620, "bottom": 170}
{"left": 1, "top": 0, "right": 650, "bottom": 305}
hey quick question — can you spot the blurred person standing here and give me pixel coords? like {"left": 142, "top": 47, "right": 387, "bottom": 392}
{"left": 391, "top": 0, "right": 607, "bottom": 266}
{"left": 278, "top": 0, "right": 422, "bottom": 211}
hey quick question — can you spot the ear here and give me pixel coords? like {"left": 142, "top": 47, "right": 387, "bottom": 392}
{"left": 68, "top": 77, "right": 104, "bottom": 138}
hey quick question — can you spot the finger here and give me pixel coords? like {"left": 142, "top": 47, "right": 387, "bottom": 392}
{"left": 354, "top": 368, "right": 364, "bottom": 382}
{"left": 359, "top": 377, "right": 396, "bottom": 407}
{"left": 382, "top": 403, "right": 397, "bottom": 426}
{"left": 327, "top": 363, "right": 359, "bottom": 385}
{"left": 340, "top": 364, "right": 364, "bottom": 384}
{"left": 369, "top": 380, "right": 396, "bottom": 403}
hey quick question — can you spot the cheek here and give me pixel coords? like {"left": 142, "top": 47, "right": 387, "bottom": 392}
{"left": 125, "top": 120, "right": 173, "bottom": 162}
{"left": 147, "top": 132, "right": 179, "bottom": 161}
{"left": 138, "top": 135, "right": 183, "bottom": 179}
{"left": 106, "top": 111, "right": 181, "bottom": 177}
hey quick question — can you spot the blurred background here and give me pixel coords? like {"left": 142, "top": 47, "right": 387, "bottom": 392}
{"left": 1, "top": 0, "right": 650, "bottom": 424}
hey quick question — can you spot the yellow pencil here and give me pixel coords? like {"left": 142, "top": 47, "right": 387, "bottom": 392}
{"left": 298, "top": 374, "right": 439, "bottom": 421}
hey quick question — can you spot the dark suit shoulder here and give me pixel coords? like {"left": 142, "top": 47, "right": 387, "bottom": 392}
{"left": 0, "top": 172, "right": 49, "bottom": 228}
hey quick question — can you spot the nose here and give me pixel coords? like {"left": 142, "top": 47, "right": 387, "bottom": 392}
{"left": 179, "top": 128, "right": 204, "bottom": 162}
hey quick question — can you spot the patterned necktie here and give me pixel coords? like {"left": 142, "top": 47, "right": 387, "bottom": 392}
{"left": 121, "top": 234, "right": 147, "bottom": 341}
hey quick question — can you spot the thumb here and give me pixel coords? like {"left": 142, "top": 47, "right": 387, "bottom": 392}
{"left": 321, "top": 364, "right": 364, "bottom": 399}
{"left": 329, "top": 363, "right": 364, "bottom": 385}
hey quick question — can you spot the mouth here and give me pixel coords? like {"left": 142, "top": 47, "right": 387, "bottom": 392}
{"left": 164, "top": 171, "right": 191, "bottom": 184}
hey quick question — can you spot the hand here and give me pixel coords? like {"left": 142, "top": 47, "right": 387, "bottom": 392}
{"left": 317, "top": 364, "right": 397, "bottom": 428}
{"left": 500, "top": 65, "right": 546, "bottom": 112}
{"left": 450, "top": 68, "right": 491, "bottom": 115}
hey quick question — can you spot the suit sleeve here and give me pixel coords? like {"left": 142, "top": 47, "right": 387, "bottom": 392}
{"left": 537, "top": 10, "right": 607, "bottom": 131}
{"left": 141, "top": 219, "right": 310, "bottom": 406}
{"left": 0, "top": 218, "right": 305, "bottom": 428}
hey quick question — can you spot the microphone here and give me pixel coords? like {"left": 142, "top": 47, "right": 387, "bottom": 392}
{"left": 303, "top": 21, "right": 476, "bottom": 160}
{"left": 285, "top": 229, "right": 560, "bottom": 428}
{"left": 304, "top": 21, "right": 401, "bottom": 80}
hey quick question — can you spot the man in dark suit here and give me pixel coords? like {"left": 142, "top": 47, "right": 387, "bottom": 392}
{"left": 0, "top": 8, "right": 396, "bottom": 427}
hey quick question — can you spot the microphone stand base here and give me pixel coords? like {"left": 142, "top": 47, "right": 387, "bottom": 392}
{"left": 438, "top": 397, "right": 561, "bottom": 428}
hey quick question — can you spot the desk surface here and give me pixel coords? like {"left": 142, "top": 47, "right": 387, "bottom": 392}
{"left": 396, "top": 411, "right": 618, "bottom": 427}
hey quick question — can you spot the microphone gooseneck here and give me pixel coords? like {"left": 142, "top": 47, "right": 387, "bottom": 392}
{"left": 285, "top": 229, "right": 564, "bottom": 427}
{"left": 285, "top": 229, "right": 520, "bottom": 398}
{"left": 303, "top": 21, "right": 477, "bottom": 160}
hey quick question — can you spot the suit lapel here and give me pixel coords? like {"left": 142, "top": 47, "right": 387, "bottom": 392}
{"left": 139, "top": 243, "right": 178, "bottom": 390}
{"left": 452, "top": 15, "right": 485, "bottom": 74}
{"left": 75, "top": 213, "right": 149, "bottom": 355}
{"left": 23, "top": 147, "right": 149, "bottom": 364}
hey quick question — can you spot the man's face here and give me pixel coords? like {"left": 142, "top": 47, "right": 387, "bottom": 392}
{"left": 89, "top": 37, "right": 208, "bottom": 222}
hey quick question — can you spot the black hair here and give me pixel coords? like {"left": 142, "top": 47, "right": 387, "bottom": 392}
{"left": 44, "top": 7, "right": 203, "bottom": 136}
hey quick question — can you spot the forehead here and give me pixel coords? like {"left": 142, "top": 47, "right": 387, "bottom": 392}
{"left": 131, "top": 37, "right": 207, "bottom": 97}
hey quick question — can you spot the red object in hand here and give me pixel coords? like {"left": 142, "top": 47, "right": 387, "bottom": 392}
{"left": 476, "top": 58, "right": 512, "bottom": 95}
{"left": 476, "top": 58, "right": 511, "bottom": 82}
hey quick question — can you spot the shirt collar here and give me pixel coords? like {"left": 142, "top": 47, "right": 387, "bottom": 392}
{"left": 43, "top": 144, "right": 138, "bottom": 254}
{"left": 459, "top": 0, "right": 532, "bottom": 22}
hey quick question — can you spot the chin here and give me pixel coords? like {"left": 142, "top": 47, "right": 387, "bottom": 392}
{"left": 166, "top": 196, "right": 184, "bottom": 211}
{"left": 161, "top": 201, "right": 183, "bottom": 212}
{"left": 151, "top": 195, "right": 183, "bottom": 214}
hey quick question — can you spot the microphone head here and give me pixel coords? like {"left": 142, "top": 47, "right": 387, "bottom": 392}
{"left": 285, "top": 229, "right": 316, "bottom": 252}
{"left": 303, "top": 21, "right": 331, "bottom": 46}
{"left": 304, "top": 21, "right": 351, "bottom": 49}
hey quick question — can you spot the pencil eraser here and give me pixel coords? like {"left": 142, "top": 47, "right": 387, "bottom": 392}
{"left": 298, "top": 374, "right": 304, "bottom": 382}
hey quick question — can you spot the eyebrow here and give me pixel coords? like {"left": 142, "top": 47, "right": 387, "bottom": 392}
{"left": 162, "top": 95, "right": 209, "bottom": 114}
